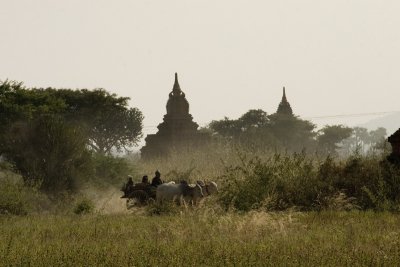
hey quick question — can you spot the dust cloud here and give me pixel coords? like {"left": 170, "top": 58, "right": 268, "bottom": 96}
{"left": 81, "top": 187, "right": 132, "bottom": 215}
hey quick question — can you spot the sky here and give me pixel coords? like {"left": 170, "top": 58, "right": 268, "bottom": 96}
{"left": 1, "top": 1, "right": 399, "bottom": 146}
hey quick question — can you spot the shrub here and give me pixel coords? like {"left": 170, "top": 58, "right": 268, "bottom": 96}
{"left": 219, "top": 152, "right": 328, "bottom": 211}
{"left": 0, "top": 170, "right": 48, "bottom": 215}
{"left": 218, "top": 152, "right": 400, "bottom": 212}
{"left": 2, "top": 115, "right": 93, "bottom": 193}
{"left": 0, "top": 181, "right": 28, "bottom": 215}
{"left": 74, "top": 199, "right": 94, "bottom": 215}
{"left": 92, "top": 153, "right": 132, "bottom": 186}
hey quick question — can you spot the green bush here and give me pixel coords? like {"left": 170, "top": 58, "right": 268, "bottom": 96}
{"left": 218, "top": 152, "right": 400, "bottom": 212}
{"left": 74, "top": 199, "right": 94, "bottom": 215}
{"left": 219, "top": 153, "right": 320, "bottom": 211}
{"left": 0, "top": 181, "right": 28, "bottom": 215}
{"left": 2, "top": 115, "right": 93, "bottom": 193}
{"left": 0, "top": 170, "right": 48, "bottom": 215}
{"left": 92, "top": 153, "right": 132, "bottom": 186}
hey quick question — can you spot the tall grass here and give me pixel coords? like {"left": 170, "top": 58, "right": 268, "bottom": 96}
{"left": 3, "top": 142, "right": 400, "bottom": 215}
{"left": 133, "top": 145, "right": 400, "bottom": 212}
{"left": 2, "top": 145, "right": 400, "bottom": 265}
{"left": 0, "top": 168, "right": 50, "bottom": 215}
{"left": 1, "top": 211, "right": 400, "bottom": 266}
{"left": 219, "top": 152, "right": 400, "bottom": 212}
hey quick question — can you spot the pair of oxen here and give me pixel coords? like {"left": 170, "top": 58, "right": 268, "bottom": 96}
{"left": 123, "top": 180, "right": 218, "bottom": 207}
{"left": 156, "top": 180, "right": 218, "bottom": 205}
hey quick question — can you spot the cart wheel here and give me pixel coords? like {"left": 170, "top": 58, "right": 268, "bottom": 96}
{"left": 126, "top": 198, "right": 136, "bottom": 209}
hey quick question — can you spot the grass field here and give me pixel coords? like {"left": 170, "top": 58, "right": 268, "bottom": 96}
{"left": 1, "top": 210, "right": 400, "bottom": 266}
{"left": 2, "top": 148, "right": 400, "bottom": 266}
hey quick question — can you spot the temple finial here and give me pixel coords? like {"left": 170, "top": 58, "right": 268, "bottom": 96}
{"left": 276, "top": 86, "right": 293, "bottom": 115}
{"left": 282, "top": 86, "right": 287, "bottom": 102}
{"left": 172, "top": 72, "right": 181, "bottom": 94}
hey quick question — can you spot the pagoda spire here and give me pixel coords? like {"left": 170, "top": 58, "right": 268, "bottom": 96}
{"left": 282, "top": 87, "right": 287, "bottom": 102}
{"left": 276, "top": 86, "right": 293, "bottom": 115}
{"left": 172, "top": 72, "right": 182, "bottom": 95}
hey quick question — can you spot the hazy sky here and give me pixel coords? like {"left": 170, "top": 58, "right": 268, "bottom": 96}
{"left": 1, "top": 1, "right": 399, "bottom": 144}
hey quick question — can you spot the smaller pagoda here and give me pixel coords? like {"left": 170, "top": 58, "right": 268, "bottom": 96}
{"left": 387, "top": 128, "right": 400, "bottom": 164}
{"left": 276, "top": 87, "right": 293, "bottom": 116}
{"left": 141, "top": 73, "right": 208, "bottom": 158}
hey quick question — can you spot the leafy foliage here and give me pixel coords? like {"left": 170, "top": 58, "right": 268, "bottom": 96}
{"left": 2, "top": 115, "right": 93, "bottom": 192}
{"left": 0, "top": 80, "right": 143, "bottom": 192}
{"left": 92, "top": 153, "right": 132, "bottom": 186}
{"left": 209, "top": 109, "right": 317, "bottom": 152}
{"left": 0, "top": 168, "right": 48, "bottom": 215}
{"left": 208, "top": 109, "right": 387, "bottom": 157}
{"left": 219, "top": 153, "right": 400, "bottom": 212}
{"left": 50, "top": 88, "right": 143, "bottom": 154}
{"left": 339, "top": 127, "right": 389, "bottom": 156}
{"left": 317, "top": 125, "right": 353, "bottom": 156}
{"left": 0, "top": 81, "right": 144, "bottom": 155}
{"left": 0, "top": 177, "right": 30, "bottom": 215}
{"left": 74, "top": 199, "right": 95, "bottom": 215}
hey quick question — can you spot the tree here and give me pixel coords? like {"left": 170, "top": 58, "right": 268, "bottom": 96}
{"left": 317, "top": 125, "right": 353, "bottom": 156}
{"left": 339, "top": 127, "right": 388, "bottom": 156}
{"left": 369, "top": 127, "right": 388, "bottom": 154}
{"left": 209, "top": 117, "right": 241, "bottom": 139}
{"left": 268, "top": 113, "right": 317, "bottom": 152}
{"left": 353, "top": 127, "right": 370, "bottom": 152}
{"left": 38, "top": 88, "right": 144, "bottom": 154}
{"left": 2, "top": 115, "right": 92, "bottom": 192}
{"left": 0, "top": 81, "right": 64, "bottom": 128}
{"left": 0, "top": 81, "right": 144, "bottom": 154}
{"left": 0, "top": 81, "right": 66, "bottom": 154}
{"left": 208, "top": 109, "right": 317, "bottom": 152}
{"left": 0, "top": 80, "right": 144, "bottom": 191}
{"left": 237, "top": 109, "right": 269, "bottom": 131}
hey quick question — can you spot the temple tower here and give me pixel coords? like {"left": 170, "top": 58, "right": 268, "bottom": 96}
{"left": 141, "top": 73, "right": 207, "bottom": 158}
{"left": 276, "top": 87, "right": 293, "bottom": 116}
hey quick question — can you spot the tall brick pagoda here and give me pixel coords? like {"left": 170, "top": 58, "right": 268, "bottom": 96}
{"left": 140, "top": 73, "right": 207, "bottom": 158}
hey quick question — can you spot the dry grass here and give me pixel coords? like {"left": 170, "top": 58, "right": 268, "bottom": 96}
{"left": 2, "top": 147, "right": 400, "bottom": 266}
{"left": 1, "top": 211, "right": 400, "bottom": 266}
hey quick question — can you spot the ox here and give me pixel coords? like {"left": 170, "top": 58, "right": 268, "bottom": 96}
{"left": 183, "top": 181, "right": 218, "bottom": 205}
{"left": 156, "top": 181, "right": 204, "bottom": 205}
{"left": 196, "top": 181, "right": 218, "bottom": 197}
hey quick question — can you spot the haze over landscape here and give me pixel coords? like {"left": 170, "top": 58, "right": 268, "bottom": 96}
{"left": 1, "top": 0, "right": 400, "bottom": 147}
{"left": 4, "top": 2, "right": 400, "bottom": 266}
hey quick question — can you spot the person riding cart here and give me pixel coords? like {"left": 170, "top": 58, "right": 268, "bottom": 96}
{"left": 151, "top": 170, "right": 163, "bottom": 187}
{"left": 121, "top": 174, "right": 157, "bottom": 206}
{"left": 121, "top": 175, "right": 134, "bottom": 198}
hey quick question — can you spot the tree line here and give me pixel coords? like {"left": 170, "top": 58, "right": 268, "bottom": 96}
{"left": 206, "top": 109, "right": 388, "bottom": 157}
{"left": 0, "top": 80, "right": 389, "bottom": 193}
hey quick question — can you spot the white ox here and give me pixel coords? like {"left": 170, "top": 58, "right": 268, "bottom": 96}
{"left": 156, "top": 181, "right": 204, "bottom": 205}
{"left": 196, "top": 181, "right": 218, "bottom": 196}
{"left": 184, "top": 181, "right": 218, "bottom": 205}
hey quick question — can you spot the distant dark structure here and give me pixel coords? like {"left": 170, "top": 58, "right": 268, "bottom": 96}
{"left": 388, "top": 128, "right": 400, "bottom": 165}
{"left": 140, "top": 73, "right": 208, "bottom": 158}
{"left": 276, "top": 87, "right": 293, "bottom": 116}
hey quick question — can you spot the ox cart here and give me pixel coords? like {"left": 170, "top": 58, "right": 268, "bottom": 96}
{"left": 121, "top": 180, "right": 218, "bottom": 208}
{"left": 121, "top": 183, "right": 156, "bottom": 208}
